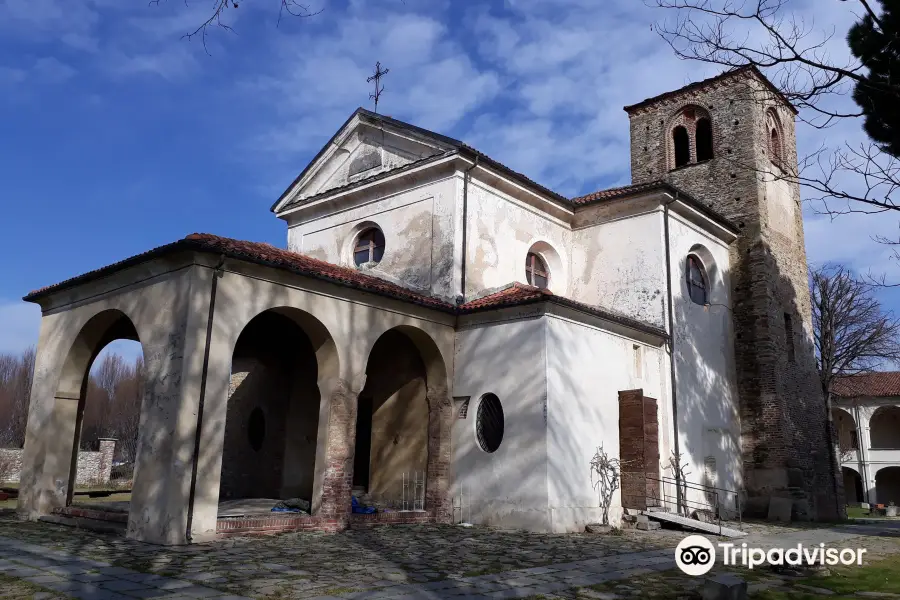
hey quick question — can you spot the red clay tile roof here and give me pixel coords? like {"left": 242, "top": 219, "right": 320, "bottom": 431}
{"left": 24, "top": 233, "right": 456, "bottom": 312}
{"left": 571, "top": 181, "right": 669, "bottom": 205}
{"left": 623, "top": 65, "right": 797, "bottom": 115}
{"left": 23, "top": 235, "right": 667, "bottom": 338}
{"left": 833, "top": 372, "right": 900, "bottom": 398}
{"left": 459, "top": 283, "right": 668, "bottom": 338}
{"left": 571, "top": 180, "right": 740, "bottom": 234}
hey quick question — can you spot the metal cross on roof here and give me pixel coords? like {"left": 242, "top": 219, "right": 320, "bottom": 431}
{"left": 367, "top": 61, "right": 389, "bottom": 114}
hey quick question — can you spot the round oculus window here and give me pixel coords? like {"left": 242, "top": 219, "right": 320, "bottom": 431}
{"left": 353, "top": 228, "right": 385, "bottom": 266}
{"left": 476, "top": 394, "right": 504, "bottom": 453}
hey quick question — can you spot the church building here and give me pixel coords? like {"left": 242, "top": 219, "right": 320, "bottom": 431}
{"left": 15, "top": 66, "right": 837, "bottom": 545}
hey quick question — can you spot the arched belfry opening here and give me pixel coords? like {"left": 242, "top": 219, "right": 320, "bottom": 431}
{"left": 673, "top": 126, "right": 690, "bottom": 168}
{"left": 667, "top": 105, "right": 713, "bottom": 170}
{"left": 696, "top": 118, "right": 713, "bottom": 161}
{"left": 218, "top": 309, "right": 324, "bottom": 510}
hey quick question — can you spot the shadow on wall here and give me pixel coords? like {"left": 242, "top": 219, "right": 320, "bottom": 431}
{"left": 673, "top": 237, "right": 837, "bottom": 521}
{"left": 875, "top": 466, "right": 900, "bottom": 505}
{"left": 356, "top": 329, "right": 428, "bottom": 508}
{"left": 870, "top": 407, "right": 900, "bottom": 449}
{"left": 220, "top": 311, "right": 319, "bottom": 503}
{"left": 450, "top": 316, "right": 599, "bottom": 530}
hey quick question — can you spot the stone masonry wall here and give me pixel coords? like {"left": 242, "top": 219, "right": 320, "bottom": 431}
{"left": 627, "top": 70, "right": 838, "bottom": 518}
{"left": 2, "top": 438, "right": 115, "bottom": 486}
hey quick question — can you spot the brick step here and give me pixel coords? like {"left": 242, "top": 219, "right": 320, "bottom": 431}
{"left": 39, "top": 514, "right": 126, "bottom": 536}
{"left": 53, "top": 506, "right": 128, "bottom": 523}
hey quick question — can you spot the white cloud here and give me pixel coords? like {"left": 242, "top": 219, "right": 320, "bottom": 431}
{"left": 0, "top": 301, "right": 41, "bottom": 356}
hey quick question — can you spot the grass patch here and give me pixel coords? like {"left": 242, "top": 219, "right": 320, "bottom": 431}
{"left": 321, "top": 587, "right": 360, "bottom": 595}
{"left": 461, "top": 565, "right": 505, "bottom": 577}
{"left": 0, "top": 572, "right": 57, "bottom": 600}
{"left": 780, "top": 551, "right": 900, "bottom": 596}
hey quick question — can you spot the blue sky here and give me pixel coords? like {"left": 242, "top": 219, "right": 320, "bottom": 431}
{"left": 1, "top": 0, "right": 899, "bottom": 361}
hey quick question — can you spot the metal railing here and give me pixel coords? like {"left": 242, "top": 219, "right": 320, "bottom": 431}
{"left": 623, "top": 475, "right": 743, "bottom": 532}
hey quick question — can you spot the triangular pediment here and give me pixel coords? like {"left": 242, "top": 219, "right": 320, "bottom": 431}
{"left": 273, "top": 109, "right": 459, "bottom": 214}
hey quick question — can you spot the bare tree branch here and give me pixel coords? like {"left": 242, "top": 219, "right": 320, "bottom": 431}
{"left": 650, "top": 0, "right": 900, "bottom": 228}
{"left": 149, "top": 0, "right": 323, "bottom": 54}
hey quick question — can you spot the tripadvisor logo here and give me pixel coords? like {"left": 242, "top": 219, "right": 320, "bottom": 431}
{"left": 674, "top": 535, "right": 869, "bottom": 576}
{"left": 675, "top": 535, "right": 716, "bottom": 576}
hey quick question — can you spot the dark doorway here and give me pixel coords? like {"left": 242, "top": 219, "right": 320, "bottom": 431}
{"left": 353, "top": 396, "right": 374, "bottom": 490}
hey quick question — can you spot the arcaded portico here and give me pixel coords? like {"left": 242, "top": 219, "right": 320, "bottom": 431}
{"left": 834, "top": 373, "right": 900, "bottom": 506}
{"left": 17, "top": 235, "right": 456, "bottom": 544}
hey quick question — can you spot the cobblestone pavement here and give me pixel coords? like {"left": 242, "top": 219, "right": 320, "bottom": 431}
{"left": 1, "top": 511, "right": 897, "bottom": 600}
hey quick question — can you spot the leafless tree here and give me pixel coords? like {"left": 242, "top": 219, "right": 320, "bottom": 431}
{"left": 650, "top": 0, "right": 900, "bottom": 222}
{"left": 590, "top": 444, "right": 621, "bottom": 526}
{"left": 0, "top": 348, "right": 35, "bottom": 448}
{"left": 812, "top": 263, "right": 900, "bottom": 399}
{"left": 664, "top": 450, "right": 692, "bottom": 517}
{"left": 811, "top": 263, "right": 900, "bottom": 508}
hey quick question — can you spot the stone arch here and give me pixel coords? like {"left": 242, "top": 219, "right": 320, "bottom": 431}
{"left": 842, "top": 466, "right": 864, "bottom": 504}
{"left": 53, "top": 309, "right": 144, "bottom": 506}
{"left": 875, "top": 466, "right": 900, "bottom": 505}
{"left": 525, "top": 240, "right": 566, "bottom": 295}
{"left": 352, "top": 325, "right": 451, "bottom": 520}
{"left": 831, "top": 407, "right": 859, "bottom": 455}
{"left": 870, "top": 406, "right": 900, "bottom": 449}
{"left": 667, "top": 105, "right": 712, "bottom": 170}
{"left": 766, "top": 108, "right": 784, "bottom": 165}
{"left": 217, "top": 306, "right": 339, "bottom": 510}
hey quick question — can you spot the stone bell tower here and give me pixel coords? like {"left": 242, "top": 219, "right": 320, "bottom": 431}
{"left": 623, "top": 66, "right": 841, "bottom": 519}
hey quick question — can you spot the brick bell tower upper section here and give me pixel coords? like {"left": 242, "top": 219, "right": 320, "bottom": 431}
{"left": 623, "top": 66, "right": 800, "bottom": 237}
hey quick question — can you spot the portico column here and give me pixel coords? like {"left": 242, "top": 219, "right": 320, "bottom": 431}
{"left": 314, "top": 376, "right": 365, "bottom": 528}
{"left": 858, "top": 405, "right": 875, "bottom": 503}
{"left": 128, "top": 269, "right": 212, "bottom": 545}
{"left": 425, "top": 385, "right": 453, "bottom": 523}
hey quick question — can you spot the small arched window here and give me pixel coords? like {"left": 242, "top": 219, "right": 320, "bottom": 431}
{"left": 353, "top": 227, "right": 385, "bottom": 266}
{"left": 696, "top": 118, "right": 713, "bottom": 162}
{"left": 686, "top": 255, "right": 708, "bottom": 305}
{"left": 673, "top": 126, "right": 690, "bottom": 168}
{"left": 525, "top": 252, "right": 549, "bottom": 289}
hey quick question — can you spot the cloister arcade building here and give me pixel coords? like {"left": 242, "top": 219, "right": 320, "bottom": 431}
{"left": 833, "top": 373, "right": 900, "bottom": 506}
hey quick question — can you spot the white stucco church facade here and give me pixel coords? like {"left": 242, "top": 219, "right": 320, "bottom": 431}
{"left": 16, "top": 66, "right": 832, "bottom": 545}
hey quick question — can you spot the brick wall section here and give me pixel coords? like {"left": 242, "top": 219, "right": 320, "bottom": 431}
{"left": 425, "top": 389, "right": 453, "bottom": 523}
{"left": 317, "top": 380, "right": 358, "bottom": 527}
{"left": 627, "top": 70, "right": 839, "bottom": 518}
{"left": 619, "top": 390, "right": 660, "bottom": 510}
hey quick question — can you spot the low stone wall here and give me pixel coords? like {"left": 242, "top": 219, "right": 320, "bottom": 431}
{"left": 1, "top": 438, "right": 116, "bottom": 486}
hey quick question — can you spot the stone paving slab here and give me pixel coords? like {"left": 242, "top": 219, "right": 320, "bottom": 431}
{"left": 2, "top": 512, "right": 898, "bottom": 599}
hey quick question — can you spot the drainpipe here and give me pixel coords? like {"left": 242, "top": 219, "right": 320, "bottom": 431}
{"left": 663, "top": 193, "right": 682, "bottom": 513}
{"left": 185, "top": 254, "right": 226, "bottom": 543}
{"left": 459, "top": 155, "right": 479, "bottom": 304}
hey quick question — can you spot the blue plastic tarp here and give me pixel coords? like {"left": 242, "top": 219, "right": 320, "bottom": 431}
{"left": 351, "top": 495, "right": 376, "bottom": 514}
